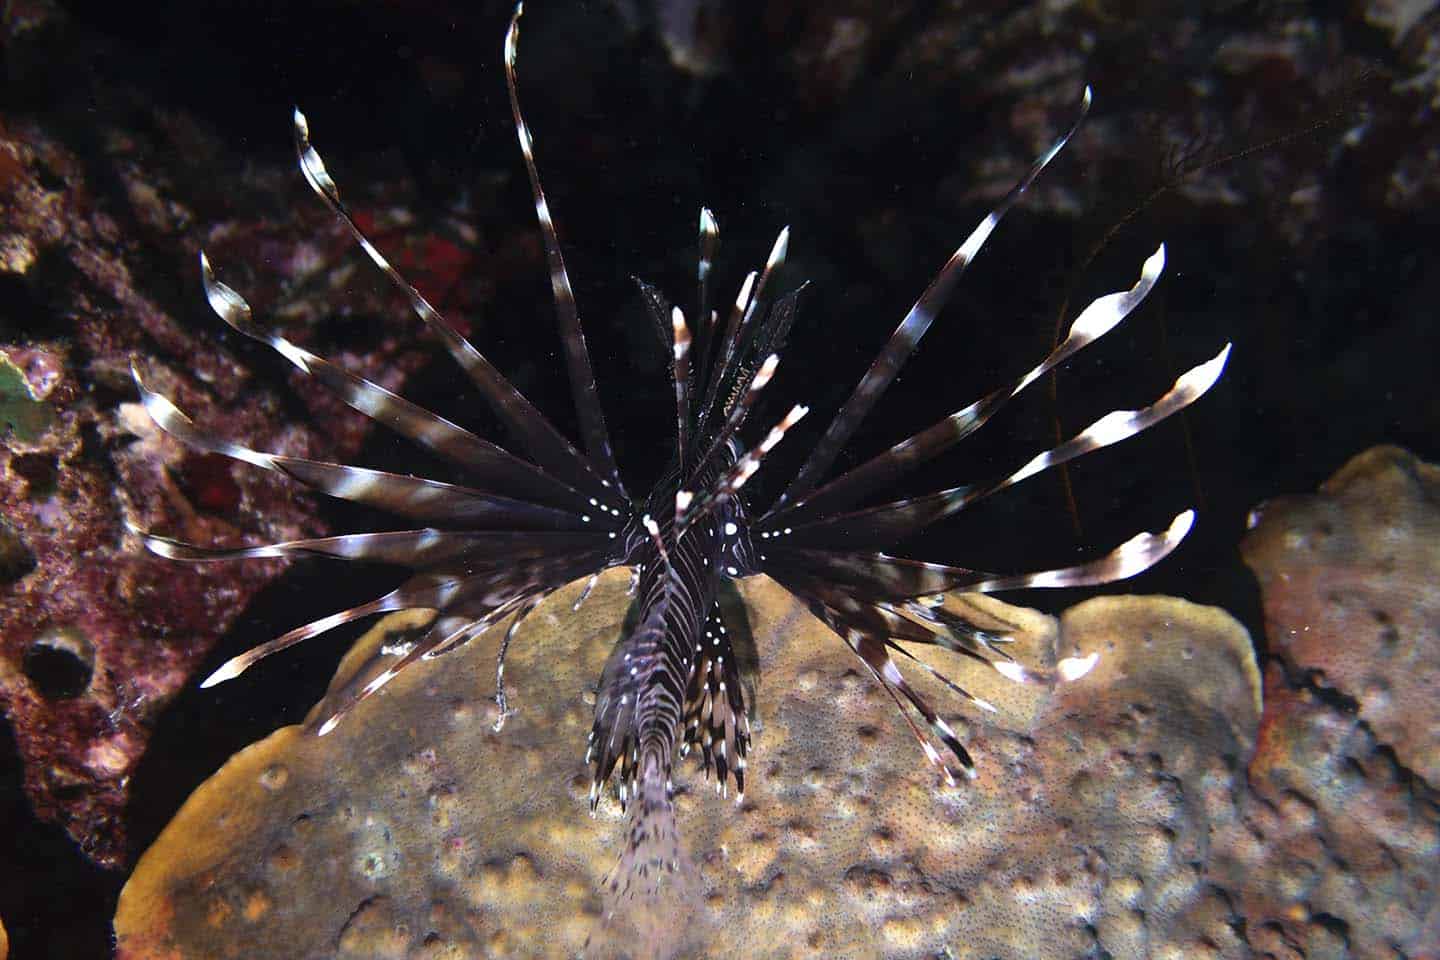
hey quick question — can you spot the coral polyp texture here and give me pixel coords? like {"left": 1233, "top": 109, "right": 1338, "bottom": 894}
{"left": 114, "top": 573, "right": 1262, "bottom": 959}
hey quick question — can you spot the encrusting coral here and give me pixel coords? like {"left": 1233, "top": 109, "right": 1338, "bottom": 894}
{"left": 115, "top": 572, "right": 1263, "bottom": 959}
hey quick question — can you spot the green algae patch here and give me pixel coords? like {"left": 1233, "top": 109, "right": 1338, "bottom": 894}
{"left": 0, "top": 351, "right": 55, "bottom": 442}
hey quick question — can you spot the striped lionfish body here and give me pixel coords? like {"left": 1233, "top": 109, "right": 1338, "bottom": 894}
{"left": 131, "top": 3, "right": 1230, "bottom": 899}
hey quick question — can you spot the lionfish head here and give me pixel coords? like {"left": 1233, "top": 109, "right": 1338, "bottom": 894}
{"left": 131, "top": 1, "right": 1229, "bottom": 902}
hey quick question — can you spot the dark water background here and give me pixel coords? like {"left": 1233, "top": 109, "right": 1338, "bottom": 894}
{"left": 2, "top": 0, "right": 1436, "bottom": 954}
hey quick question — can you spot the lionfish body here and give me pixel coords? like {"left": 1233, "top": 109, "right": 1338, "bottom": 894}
{"left": 132, "top": 3, "right": 1229, "bottom": 899}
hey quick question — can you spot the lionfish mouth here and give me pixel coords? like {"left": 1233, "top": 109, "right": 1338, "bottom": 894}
{"left": 130, "top": 1, "right": 1229, "bottom": 899}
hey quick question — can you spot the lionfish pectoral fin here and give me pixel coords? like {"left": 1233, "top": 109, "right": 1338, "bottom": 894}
{"left": 130, "top": 369, "right": 582, "bottom": 526}
{"left": 770, "top": 243, "right": 1168, "bottom": 525}
{"left": 505, "top": 2, "right": 624, "bottom": 496}
{"left": 775, "top": 345, "right": 1229, "bottom": 550}
{"left": 199, "top": 594, "right": 421, "bottom": 689}
{"left": 766, "top": 508, "right": 1194, "bottom": 602}
{"left": 198, "top": 254, "right": 596, "bottom": 511}
{"left": 307, "top": 595, "right": 536, "bottom": 737}
{"left": 776, "top": 85, "right": 1093, "bottom": 510}
{"left": 851, "top": 630, "right": 974, "bottom": 785}
{"left": 292, "top": 107, "right": 619, "bottom": 506}
{"left": 780, "top": 587, "right": 975, "bottom": 786}
{"left": 196, "top": 568, "right": 498, "bottom": 689}
{"left": 491, "top": 591, "right": 546, "bottom": 732}
{"left": 974, "top": 508, "right": 1195, "bottom": 593}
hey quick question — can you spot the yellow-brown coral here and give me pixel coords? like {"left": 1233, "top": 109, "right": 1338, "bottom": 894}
{"left": 116, "top": 572, "right": 1261, "bottom": 959}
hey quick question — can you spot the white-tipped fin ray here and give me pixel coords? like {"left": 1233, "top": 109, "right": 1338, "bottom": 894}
{"left": 771, "top": 243, "right": 1169, "bottom": 526}
{"left": 777, "top": 85, "right": 1094, "bottom": 508}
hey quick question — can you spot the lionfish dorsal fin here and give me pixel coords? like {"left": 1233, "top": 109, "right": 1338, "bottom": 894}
{"left": 691, "top": 223, "right": 789, "bottom": 432}
{"left": 697, "top": 206, "right": 720, "bottom": 344}
{"left": 671, "top": 306, "right": 693, "bottom": 467}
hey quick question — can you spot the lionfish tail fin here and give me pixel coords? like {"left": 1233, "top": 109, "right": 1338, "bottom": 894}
{"left": 606, "top": 763, "right": 684, "bottom": 901}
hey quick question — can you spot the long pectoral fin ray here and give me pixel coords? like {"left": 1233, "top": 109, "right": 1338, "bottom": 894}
{"left": 289, "top": 111, "right": 617, "bottom": 507}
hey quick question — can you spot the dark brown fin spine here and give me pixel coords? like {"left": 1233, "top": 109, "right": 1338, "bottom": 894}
{"left": 770, "top": 346, "right": 1229, "bottom": 551}
{"left": 192, "top": 261, "right": 598, "bottom": 511}
{"left": 696, "top": 207, "right": 719, "bottom": 353}
{"left": 132, "top": 365, "right": 590, "bottom": 526}
{"left": 696, "top": 226, "right": 789, "bottom": 439}
{"left": 671, "top": 306, "right": 692, "bottom": 468}
{"left": 763, "top": 509, "right": 1193, "bottom": 601}
{"left": 676, "top": 403, "right": 808, "bottom": 537}
{"left": 134, "top": 528, "right": 610, "bottom": 567}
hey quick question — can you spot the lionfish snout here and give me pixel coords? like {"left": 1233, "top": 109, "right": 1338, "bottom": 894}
{"left": 130, "top": 0, "right": 1229, "bottom": 906}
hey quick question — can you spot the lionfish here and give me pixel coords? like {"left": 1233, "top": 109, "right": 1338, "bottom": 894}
{"left": 131, "top": 3, "right": 1228, "bottom": 897}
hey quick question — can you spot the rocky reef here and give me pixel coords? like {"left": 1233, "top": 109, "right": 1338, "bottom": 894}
{"left": 0, "top": 100, "right": 465, "bottom": 868}
{"left": 3, "top": 0, "right": 1438, "bottom": 953}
